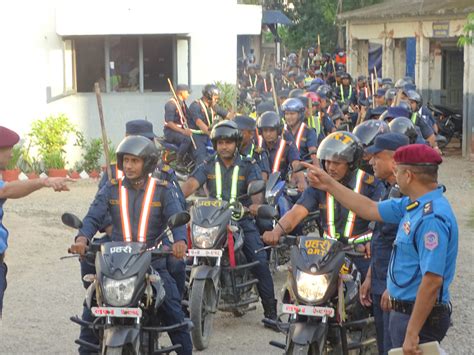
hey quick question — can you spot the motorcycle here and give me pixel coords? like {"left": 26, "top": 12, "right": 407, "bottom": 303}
{"left": 186, "top": 180, "right": 265, "bottom": 350}
{"left": 427, "top": 102, "right": 463, "bottom": 149}
{"left": 258, "top": 206, "right": 377, "bottom": 355}
{"left": 62, "top": 212, "right": 192, "bottom": 355}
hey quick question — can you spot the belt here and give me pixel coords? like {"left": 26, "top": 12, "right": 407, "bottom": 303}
{"left": 391, "top": 298, "right": 450, "bottom": 316}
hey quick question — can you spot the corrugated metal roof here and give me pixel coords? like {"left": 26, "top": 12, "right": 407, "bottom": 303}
{"left": 338, "top": 0, "right": 474, "bottom": 22}
{"left": 262, "top": 10, "right": 293, "bottom": 25}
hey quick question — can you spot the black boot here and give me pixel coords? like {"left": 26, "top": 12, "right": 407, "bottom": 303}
{"left": 262, "top": 298, "right": 279, "bottom": 331}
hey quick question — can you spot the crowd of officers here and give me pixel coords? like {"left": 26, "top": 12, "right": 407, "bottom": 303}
{"left": 0, "top": 47, "right": 458, "bottom": 355}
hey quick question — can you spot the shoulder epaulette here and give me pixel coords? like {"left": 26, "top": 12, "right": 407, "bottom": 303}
{"left": 254, "top": 146, "right": 263, "bottom": 154}
{"left": 154, "top": 178, "right": 169, "bottom": 187}
{"left": 406, "top": 201, "right": 420, "bottom": 211}
{"left": 422, "top": 201, "right": 433, "bottom": 216}
{"left": 362, "top": 173, "right": 376, "bottom": 186}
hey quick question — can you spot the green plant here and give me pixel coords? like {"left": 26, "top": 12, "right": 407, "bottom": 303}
{"left": 6, "top": 146, "right": 21, "bottom": 170}
{"left": 108, "top": 141, "right": 116, "bottom": 165}
{"left": 29, "top": 114, "right": 79, "bottom": 170}
{"left": 214, "top": 81, "right": 237, "bottom": 112}
{"left": 76, "top": 137, "right": 103, "bottom": 172}
{"left": 458, "top": 13, "right": 474, "bottom": 46}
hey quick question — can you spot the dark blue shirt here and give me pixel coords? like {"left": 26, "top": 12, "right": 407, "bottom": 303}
{"left": 296, "top": 170, "right": 384, "bottom": 242}
{"left": 261, "top": 138, "right": 300, "bottom": 179}
{"left": 188, "top": 100, "right": 228, "bottom": 130}
{"left": 283, "top": 123, "right": 317, "bottom": 160}
{"left": 413, "top": 112, "right": 434, "bottom": 139}
{"left": 191, "top": 154, "right": 262, "bottom": 207}
{"left": 240, "top": 141, "right": 270, "bottom": 175}
{"left": 79, "top": 177, "right": 187, "bottom": 247}
{"left": 0, "top": 180, "right": 7, "bottom": 254}
{"left": 337, "top": 85, "right": 356, "bottom": 105}
{"left": 370, "top": 183, "right": 400, "bottom": 295}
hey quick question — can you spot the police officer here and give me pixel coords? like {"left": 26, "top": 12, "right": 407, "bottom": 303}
{"left": 163, "top": 84, "right": 193, "bottom": 164}
{"left": 302, "top": 144, "right": 458, "bottom": 354}
{"left": 70, "top": 136, "right": 192, "bottom": 355}
{"left": 180, "top": 120, "right": 278, "bottom": 324}
{"left": 233, "top": 115, "right": 270, "bottom": 180}
{"left": 374, "top": 88, "right": 387, "bottom": 108}
{"left": 281, "top": 98, "right": 318, "bottom": 165}
{"left": 263, "top": 132, "right": 385, "bottom": 279}
{"left": 256, "top": 111, "right": 306, "bottom": 191}
{"left": 302, "top": 92, "right": 326, "bottom": 144}
{"left": 388, "top": 117, "right": 425, "bottom": 145}
{"left": 337, "top": 73, "right": 356, "bottom": 106}
{"left": 359, "top": 133, "right": 410, "bottom": 355}
{"left": 0, "top": 126, "right": 72, "bottom": 317}
{"left": 188, "top": 84, "right": 231, "bottom": 165}
{"left": 404, "top": 90, "right": 439, "bottom": 136}
{"left": 356, "top": 75, "right": 370, "bottom": 103}
{"left": 353, "top": 120, "right": 390, "bottom": 175}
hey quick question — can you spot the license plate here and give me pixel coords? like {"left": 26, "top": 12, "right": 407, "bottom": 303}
{"left": 187, "top": 249, "right": 222, "bottom": 257}
{"left": 91, "top": 307, "right": 142, "bottom": 318}
{"left": 281, "top": 303, "right": 335, "bottom": 318}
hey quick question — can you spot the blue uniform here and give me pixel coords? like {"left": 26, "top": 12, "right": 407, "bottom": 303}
{"left": 0, "top": 180, "right": 7, "bottom": 317}
{"left": 261, "top": 137, "right": 300, "bottom": 180}
{"left": 296, "top": 170, "right": 385, "bottom": 278}
{"left": 191, "top": 155, "right": 275, "bottom": 302}
{"left": 412, "top": 112, "right": 434, "bottom": 140}
{"left": 283, "top": 123, "right": 317, "bottom": 160}
{"left": 378, "top": 186, "right": 458, "bottom": 348}
{"left": 163, "top": 99, "right": 193, "bottom": 158}
{"left": 240, "top": 141, "right": 271, "bottom": 176}
{"left": 337, "top": 85, "right": 356, "bottom": 106}
{"left": 77, "top": 177, "right": 192, "bottom": 355}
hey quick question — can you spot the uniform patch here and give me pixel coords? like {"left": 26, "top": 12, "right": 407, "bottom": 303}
{"left": 424, "top": 231, "right": 438, "bottom": 250}
{"left": 403, "top": 221, "right": 411, "bottom": 234}
{"left": 423, "top": 202, "right": 433, "bottom": 215}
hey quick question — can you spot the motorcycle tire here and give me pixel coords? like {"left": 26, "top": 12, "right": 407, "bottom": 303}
{"left": 190, "top": 279, "right": 216, "bottom": 350}
{"left": 104, "top": 345, "right": 136, "bottom": 355}
{"left": 287, "top": 341, "right": 322, "bottom": 355}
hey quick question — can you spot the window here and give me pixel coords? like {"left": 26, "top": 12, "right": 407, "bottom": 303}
{"left": 72, "top": 35, "right": 189, "bottom": 93}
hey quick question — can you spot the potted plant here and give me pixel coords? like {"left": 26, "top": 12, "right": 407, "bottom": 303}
{"left": 75, "top": 136, "right": 103, "bottom": 179}
{"left": 1, "top": 146, "right": 21, "bottom": 181}
{"left": 29, "top": 114, "right": 79, "bottom": 177}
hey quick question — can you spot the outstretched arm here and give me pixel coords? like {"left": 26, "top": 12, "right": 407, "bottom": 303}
{"left": 0, "top": 177, "right": 73, "bottom": 199}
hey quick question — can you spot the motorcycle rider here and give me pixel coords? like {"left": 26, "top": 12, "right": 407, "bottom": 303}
{"left": 263, "top": 131, "right": 385, "bottom": 279}
{"left": 69, "top": 136, "right": 192, "bottom": 355}
{"left": 359, "top": 132, "right": 410, "bottom": 355}
{"left": 180, "top": 120, "right": 279, "bottom": 326}
{"left": 256, "top": 111, "right": 306, "bottom": 191}
{"left": 234, "top": 115, "right": 270, "bottom": 181}
{"left": 281, "top": 98, "right": 318, "bottom": 165}
{"left": 163, "top": 84, "right": 193, "bottom": 164}
{"left": 337, "top": 72, "right": 356, "bottom": 107}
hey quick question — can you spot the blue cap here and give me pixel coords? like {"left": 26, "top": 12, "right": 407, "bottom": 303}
{"left": 125, "top": 119, "right": 156, "bottom": 140}
{"left": 387, "top": 106, "right": 410, "bottom": 119}
{"left": 375, "top": 88, "right": 386, "bottom": 97}
{"left": 366, "top": 132, "right": 410, "bottom": 154}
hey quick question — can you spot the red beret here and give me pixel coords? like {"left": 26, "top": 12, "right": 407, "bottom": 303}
{"left": 0, "top": 126, "right": 20, "bottom": 148}
{"left": 394, "top": 144, "right": 442, "bottom": 166}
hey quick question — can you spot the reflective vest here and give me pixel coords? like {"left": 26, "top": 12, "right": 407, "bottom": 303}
{"left": 257, "top": 135, "right": 263, "bottom": 148}
{"left": 339, "top": 85, "right": 352, "bottom": 103}
{"left": 411, "top": 112, "right": 418, "bottom": 124}
{"left": 116, "top": 166, "right": 124, "bottom": 180}
{"left": 118, "top": 176, "right": 157, "bottom": 243}
{"left": 215, "top": 160, "right": 240, "bottom": 203}
{"left": 169, "top": 98, "right": 186, "bottom": 127}
{"left": 271, "top": 139, "right": 286, "bottom": 173}
{"left": 248, "top": 74, "right": 258, "bottom": 88}
{"left": 325, "top": 170, "right": 368, "bottom": 241}
{"left": 357, "top": 86, "right": 368, "bottom": 99}
{"left": 294, "top": 123, "right": 306, "bottom": 151}
{"left": 308, "top": 113, "right": 322, "bottom": 135}
{"left": 190, "top": 100, "right": 215, "bottom": 135}
{"left": 246, "top": 143, "right": 255, "bottom": 159}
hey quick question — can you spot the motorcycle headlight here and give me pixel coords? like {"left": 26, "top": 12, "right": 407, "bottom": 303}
{"left": 103, "top": 276, "right": 137, "bottom": 306}
{"left": 296, "top": 271, "right": 330, "bottom": 303}
{"left": 192, "top": 225, "right": 219, "bottom": 249}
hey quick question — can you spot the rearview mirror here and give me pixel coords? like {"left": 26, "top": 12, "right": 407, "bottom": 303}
{"left": 167, "top": 212, "right": 190, "bottom": 229}
{"left": 61, "top": 213, "right": 83, "bottom": 230}
{"left": 257, "top": 205, "right": 279, "bottom": 220}
{"left": 247, "top": 180, "right": 265, "bottom": 196}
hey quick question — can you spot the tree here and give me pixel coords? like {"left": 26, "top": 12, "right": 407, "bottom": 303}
{"left": 458, "top": 12, "right": 474, "bottom": 46}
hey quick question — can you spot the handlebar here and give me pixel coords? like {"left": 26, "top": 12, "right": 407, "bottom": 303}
{"left": 256, "top": 235, "right": 298, "bottom": 254}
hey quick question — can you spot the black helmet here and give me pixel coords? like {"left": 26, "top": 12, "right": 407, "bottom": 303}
{"left": 210, "top": 120, "right": 242, "bottom": 150}
{"left": 257, "top": 111, "right": 283, "bottom": 135}
{"left": 202, "top": 84, "right": 219, "bottom": 100}
{"left": 406, "top": 90, "right": 422, "bottom": 106}
{"left": 288, "top": 88, "right": 304, "bottom": 98}
{"left": 308, "top": 47, "right": 315, "bottom": 54}
{"left": 281, "top": 98, "right": 305, "bottom": 121}
{"left": 317, "top": 131, "right": 363, "bottom": 171}
{"left": 316, "top": 84, "right": 333, "bottom": 99}
{"left": 340, "top": 72, "right": 351, "bottom": 81}
{"left": 353, "top": 120, "right": 389, "bottom": 148}
{"left": 394, "top": 78, "right": 408, "bottom": 89}
{"left": 399, "top": 100, "right": 412, "bottom": 113}
{"left": 116, "top": 135, "right": 159, "bottom": 176}
{"left": 388, "top": 117, "right": 418, "bottom": 144}
{"left": 256, "top": 101, "right": 275, "bottom": 116}
{"left": 385, "top": 88, "right": 398, "bottom": 102}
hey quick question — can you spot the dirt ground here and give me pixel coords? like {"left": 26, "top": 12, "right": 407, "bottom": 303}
{"left": 0, "top": 151, "right": 473, "bottom": 354}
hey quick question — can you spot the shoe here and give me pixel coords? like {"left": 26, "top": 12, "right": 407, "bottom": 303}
{"left": 262, "top": 298, "right": 279, "bottom": 332}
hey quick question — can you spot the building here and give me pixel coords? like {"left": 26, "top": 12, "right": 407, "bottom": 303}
{"left": 0, "top": 0, "right": 262, "bottom": 163}
{"left": 338, "top": 0, "right": 474, "bottom": 158}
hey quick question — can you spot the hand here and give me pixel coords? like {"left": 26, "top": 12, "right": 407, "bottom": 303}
{"left": 403, "top": 333, "right": 421, "bottom": 355}
{"left": 359, "top": 277, "right": 372, "bottom": 307}
{"left": 299, "top": 162, "right": 334, "bottom": 191}
{"left": 249, "top": 204, "right": 260, "bottom": 217}
{"left": 364, "top": 242, "right": 371, "bottom": 259}
{"left": 183, "top": 128, "right": 193, "bottom": 137}
{"left": 43, "top": 177, "right": 75, "bottom": 192}
{"left": 380, "top": 289, "right": 392, "bottom": 312}
{"left": 297, "top": 179, "right": 306, "bottom": 193}
{"left": 172, "top": 240, "right": 187, "bottom": 259}
{"left": 434, "top": 146, "right": 443, "bottom": 156}
{"left": 68, "top": 236, "right": 88, "bottom": 256}
{"left": 262, "top": 230, "right": 280, "bottom": 246}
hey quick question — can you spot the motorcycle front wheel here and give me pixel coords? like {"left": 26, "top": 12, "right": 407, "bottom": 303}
{"left": 104, "top": 345, "right": 136, "bottom": 355}
{"left": 190, "top": 279, "right": 217, "bottom": 350}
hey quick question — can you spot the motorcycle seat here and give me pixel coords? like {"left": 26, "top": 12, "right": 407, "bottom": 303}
{"left": 157, "top": 138, "right": 180, "bottom": 151}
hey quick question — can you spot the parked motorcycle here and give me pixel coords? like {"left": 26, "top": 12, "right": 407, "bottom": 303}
{"left": 186, "top": 180, "right": 265, "bottom": 350}
{"left": 427, "top": 102, "right": 463, "bottom": 148}
{"left": 62, "top": 211, "right": 192, "bottom": 355}
{"left": 258, "top": 206, "right": 377, "bottom": 355}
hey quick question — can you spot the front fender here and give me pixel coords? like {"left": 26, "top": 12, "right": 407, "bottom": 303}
{"left": 288, "top": 320, "right": 328, "bottom": 354}
{"left": 189, "top": 265, "right": 220, "bottom": 291}
{"left": 85, "top": 281, "right": 96, "bottom": 310}
{"left": 102, "top": 326, "right": 140, "bottom": 348}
